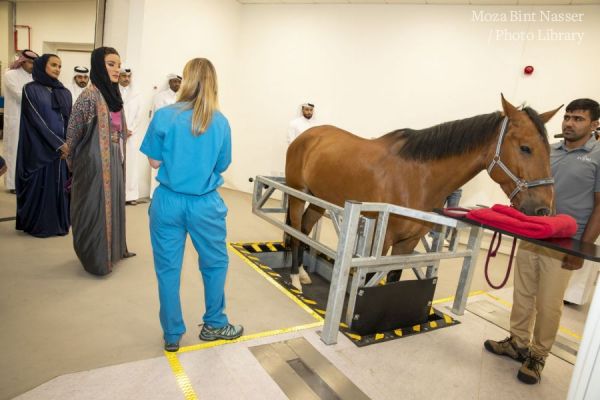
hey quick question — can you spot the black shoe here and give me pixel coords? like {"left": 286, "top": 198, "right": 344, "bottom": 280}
{"left": 126, "top": 200, "right": 138, "bottom": 206}
{"left": 8, "top": 189, "right": 16, "bottom": 194}
{"left": 164, "top": 341, "right": 180, "bottom": 352}
{"left": 123, "top": 252, "right": 136, "bottom": 258}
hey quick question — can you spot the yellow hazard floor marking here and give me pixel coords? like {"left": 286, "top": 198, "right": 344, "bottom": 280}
{"left": 430, "top": 290, "right": 582, "bottom": 340}
{"left": 375, "top": 333, "right": 384, "bottom": 340}
{"left": 431, "top": 290, "right": 485, "bottom": 305}
{"left": 166, "top": 322, "right": 324, "bottom": 398}
{"left": 483, "top": 292, "right": 582, "bottom": 341}
{"left": 228, "top": 243, "right": 323, "bottom": 322}
{"left": 165, "top": 351, "right": 199, "bottom": 400}
{"left": 177, "top": 321, "right": 323, "bottom": 354}
{"left": 251, "top": 244, "right": 262, "bottom": 252}
{"left": 394, "top": 329, "right": 403, "bottom": 337}
{"left": 266, "top": 243, "right": 278, "bottom": 251}
{"left": 482, "top": 292, "right": 512, "bottom": 308}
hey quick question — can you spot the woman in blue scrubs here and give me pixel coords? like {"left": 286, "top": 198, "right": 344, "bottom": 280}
{"left": 141, "top": 58, "right": 242, "bottom": 352}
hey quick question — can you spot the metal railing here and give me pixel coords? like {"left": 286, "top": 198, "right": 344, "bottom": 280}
{"left": 251, "top": 176, "right": 484, "bottom": 344}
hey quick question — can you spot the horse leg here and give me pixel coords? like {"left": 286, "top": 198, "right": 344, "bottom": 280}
{"left": 296, "top": 204, "right": 326, "bottom": 284}
{"left": 365, "top": 240, "right": 394, "bottom": 285}
{"left": 288, "top": 196, "right": 306, "bottom": 291}
{"left": 387, "top": 241, "right": 404, "bottom": 283}
{"left": 387, "top": 238, "right": 421, "bottom": 283}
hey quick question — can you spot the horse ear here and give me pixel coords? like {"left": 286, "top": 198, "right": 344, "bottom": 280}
{"left": 539, "top": 105, "right": 564, "bottom": 124}
{"left": 500, "top": 93, "right": 519, "bottom": 119}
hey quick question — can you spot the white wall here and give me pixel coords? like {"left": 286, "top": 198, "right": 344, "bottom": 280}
{"left": 15, "top": 1, "right": 96, "bottom": 54}
{"left": 233, "top": 4, "right": 600, "bottom": 206}
{"left": 104, "top": 0, "right": 242, "bottom": 197}
{"left": 104, "top": 0, "right": 130, "bottom": 56}
{"left": 102, "top": 2, "right": 600, "bottom": 205}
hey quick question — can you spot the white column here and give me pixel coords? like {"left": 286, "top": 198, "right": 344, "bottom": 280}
{"left": 568, "top": 264, "right": 600, "bottom": 399}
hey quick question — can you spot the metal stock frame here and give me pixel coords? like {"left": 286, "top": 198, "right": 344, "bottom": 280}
{"left": 251, "top": 176, "right": 483, "bottom": 345}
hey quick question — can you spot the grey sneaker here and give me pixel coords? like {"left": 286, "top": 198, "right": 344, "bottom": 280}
{"left": 484, "top": 336, "right": 528, "bottom": 362}
{"left": 517, "top": 352, "right": 545, "bottom": 384}
{"left": 164, "top": 341, "right": 179, "bottom": 352}
{"left": 199, "top": 323, "right": 244, "bottom": 341}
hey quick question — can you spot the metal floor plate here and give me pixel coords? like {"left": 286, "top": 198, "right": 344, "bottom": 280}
{"left": 250, "top": 337, "right": 370, "bottom": 400}
{"left": 466, "top": 299, "right": 579, "bottom": 364}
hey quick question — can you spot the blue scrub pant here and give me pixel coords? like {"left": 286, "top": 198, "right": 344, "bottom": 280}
{"left": 149, "top": 185, "right": 229, "bottom": 343}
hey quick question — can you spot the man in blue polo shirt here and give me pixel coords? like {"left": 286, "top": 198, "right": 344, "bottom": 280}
{"left": 484, "top": 98, "right": 600, "bottom": 384}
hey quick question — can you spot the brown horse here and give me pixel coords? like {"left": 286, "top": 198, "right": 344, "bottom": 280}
{"left": 285, "top": 95, "right": 561, "bottom": 291}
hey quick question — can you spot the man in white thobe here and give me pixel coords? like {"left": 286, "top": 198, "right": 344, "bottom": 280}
{"left": 69, "top": 66, "right": 89, "bottom": 105}
{"left": 150, "top": 73, "right": 181, "bottom": 196}
{"left": 287, "top": 103, "right": 317, "bottom": 144}
{"left": 2, "top": 49, "right": 38, "bottom": 193}
{"left": 151, "top": 73, "right": 181, "bottom": 115}
{"left": 119, "top": 66, "right": 142, "bottom": 204}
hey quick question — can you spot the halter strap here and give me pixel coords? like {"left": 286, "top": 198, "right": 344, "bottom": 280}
{"left": 487, "top": 116, "right": 554, "bottom": 201}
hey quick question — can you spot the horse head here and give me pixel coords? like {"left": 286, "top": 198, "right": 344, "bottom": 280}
{"left": 486, "top": 95, "right": 562, "bottom": 216}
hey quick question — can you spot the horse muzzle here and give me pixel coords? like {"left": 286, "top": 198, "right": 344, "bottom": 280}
{"left": 516, "top": 193, "right": 555, "bottom": 216}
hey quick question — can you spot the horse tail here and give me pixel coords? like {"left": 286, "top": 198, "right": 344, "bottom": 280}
{"left": 284, "top": 204, "right": 292, "bottom": 252}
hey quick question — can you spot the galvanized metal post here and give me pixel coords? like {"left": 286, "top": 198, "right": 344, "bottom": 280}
{"left": 344, "top": 217, "right": 375, "bottom": 326}
{"left": 321, "top": 201, "right": 362, "bottom": 345}
{"left": 451, "top": 225, "right": 483, "bottom": 315}
{"left": 426, "top": 225, "right": 445, "bottom": 279}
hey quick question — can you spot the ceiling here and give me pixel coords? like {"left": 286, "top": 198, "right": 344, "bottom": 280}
{"left": 237, "top": 0, "right": 600, "bottom": 4}
{"left": 7, "top": 0, "right": 599, "bottom": 4}
{"left": 8, "top": 0, "right": 94, "bottom": 2}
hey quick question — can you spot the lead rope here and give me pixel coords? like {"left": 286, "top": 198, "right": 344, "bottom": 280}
{"left": 484, "top": 231, "right": 517, "bottom": 289}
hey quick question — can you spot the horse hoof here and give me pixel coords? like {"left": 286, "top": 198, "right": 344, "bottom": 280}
{"left": 299, "top": 267, "right": 312, "bottom": 284}
{"left": 291, "top": 274, "right": 303, "bottom": 292}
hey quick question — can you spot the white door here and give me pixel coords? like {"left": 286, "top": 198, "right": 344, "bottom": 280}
{"left": 56, "top": 50, "right": 92, "bottom": 87}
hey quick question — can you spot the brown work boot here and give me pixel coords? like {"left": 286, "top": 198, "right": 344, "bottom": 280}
{"left": 484, "top": 336, "right": 528, "bottom": 362}
{"left": 517, "top": 352, "right": 545, "bottom": 384}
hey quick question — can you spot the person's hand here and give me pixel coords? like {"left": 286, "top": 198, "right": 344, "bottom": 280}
{"left": 59, "top": 143, "right": 70, "bottom": 160}
{"left": 562, "top": 254, "right": 584, "bottom": 270}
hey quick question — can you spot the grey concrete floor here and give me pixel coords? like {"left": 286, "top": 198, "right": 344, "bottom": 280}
{"left": 0, "top": 172, "right": 590, "bottom": 399}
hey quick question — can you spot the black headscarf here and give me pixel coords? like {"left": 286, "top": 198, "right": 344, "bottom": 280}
{"left": 32, "top": 54, "right": 71, "bottom": 120}
{"left": 90, "top": 47, "right": 123, "bottom": 112}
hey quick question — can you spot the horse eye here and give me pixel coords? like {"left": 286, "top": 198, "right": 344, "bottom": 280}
{"left": 520, "top": 145, "right": 531, "bottom": 154}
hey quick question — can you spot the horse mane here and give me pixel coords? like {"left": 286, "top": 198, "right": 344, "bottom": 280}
{"left": 385, "top": 108, "right": 549, "bottom": 161}
{"left": 523, "top": 107, "right": 550, "bottom": 148}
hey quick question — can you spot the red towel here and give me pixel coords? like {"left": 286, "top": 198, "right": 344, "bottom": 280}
{"left": 466, "top": 204, "right": 577, "bottom": 239}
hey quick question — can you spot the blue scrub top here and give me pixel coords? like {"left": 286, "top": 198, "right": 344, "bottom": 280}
{"left": 140, "top": 104, "right": 232, "bottom": 196}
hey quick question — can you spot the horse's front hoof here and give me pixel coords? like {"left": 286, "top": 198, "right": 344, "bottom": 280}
{"left": 299, "top": 266, "right": 312, "bottom": 285}
{"left": 290, "top": 274, "right": 303, "bottom": 292}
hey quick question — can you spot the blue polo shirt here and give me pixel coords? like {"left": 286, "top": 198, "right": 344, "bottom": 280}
{"left": 140, "top": 104, "right": 231, "bottom": 196}
{"left": 551, "top": 136, "right": 600, "bottom": 239}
